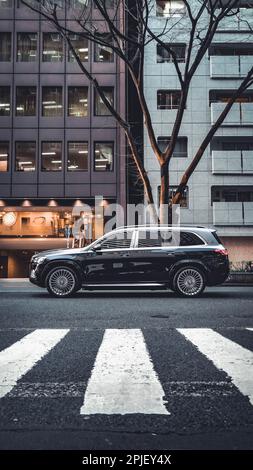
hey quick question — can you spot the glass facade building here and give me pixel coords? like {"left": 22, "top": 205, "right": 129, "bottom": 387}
{"left": 0, "top": 0, "right": 126, "bottom": 277}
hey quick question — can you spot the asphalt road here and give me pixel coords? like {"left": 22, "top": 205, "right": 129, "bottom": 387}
{"left": 0, "top": 280, "right": 253, "bottom": 450}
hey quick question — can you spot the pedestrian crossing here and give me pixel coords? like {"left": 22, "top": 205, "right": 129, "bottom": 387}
{"left": 0, "top": 327, "right": 253, "bottom": 418}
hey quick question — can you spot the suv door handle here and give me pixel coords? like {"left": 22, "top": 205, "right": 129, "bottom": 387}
{"left": 120, "top": 253, "right": 130, "bottom": 257}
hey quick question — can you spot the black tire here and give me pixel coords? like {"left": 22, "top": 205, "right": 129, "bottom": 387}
{"left": 173, "top": 266, "right": 206, "bottom": 298}
{"left": 46, "top": 266, "right": 81, "bottom": 298}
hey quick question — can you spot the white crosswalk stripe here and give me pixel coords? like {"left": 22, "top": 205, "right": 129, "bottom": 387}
{"left": 178, "top": 328, "right": 253, "bottom": 406}
{"left": 0, "top": 329, "right": 69, "bottom": 399}
{"left": 80, "top": 329, "right": 169, "bottom": 415}
{"left": 0, "top": 327, "right": 253, "bottom": 417}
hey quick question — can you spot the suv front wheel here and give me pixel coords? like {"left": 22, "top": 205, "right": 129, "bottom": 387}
{"left": 46, "top": 266, "right": 81, "bottom": 298}
{"left": 173, "top": 266, "right": 205, "bottom": 298}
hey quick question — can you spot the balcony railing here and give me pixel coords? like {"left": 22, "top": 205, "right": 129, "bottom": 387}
{"left": 210, "top": 56, "right": 251, "bottom": 78}
{"left": 213, "top": 202, "right": 253, "bottom": 226}
{"left": 211, "top": 102, "right": 253, "bottom": 126}
{"left": 212, "top": 150, "right": 253, "bottom": 174}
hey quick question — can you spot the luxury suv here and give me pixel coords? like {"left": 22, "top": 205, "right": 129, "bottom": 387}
{"left": 29, "top": 225, "right": 229, "bottom": 298}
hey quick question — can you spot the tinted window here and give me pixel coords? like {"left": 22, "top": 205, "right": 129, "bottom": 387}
{"left": 180, "top": 232, "right": 205, "bottom": 246}
{"left": 100, "top": 231, "right": 132, "bottom": 250}
{"left": 212, "top": 231, "right": 222, "bottom": 244}
{"left": 138, "top": 230, "right": 162, "bottom": 248}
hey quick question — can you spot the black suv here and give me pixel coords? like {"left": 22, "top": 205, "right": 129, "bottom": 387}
{"left": 29, "top": 225, "right": 229, "bottom": 298}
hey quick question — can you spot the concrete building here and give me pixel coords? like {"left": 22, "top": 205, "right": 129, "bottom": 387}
{"left": 0, "top": 0, "right": 126, "bottom": 277}
{"left": 144, "top": 0, "right": 253, "bottom": 266}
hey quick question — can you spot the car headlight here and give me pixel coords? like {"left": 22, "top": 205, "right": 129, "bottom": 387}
{"left": 35, "top": 256, "right": 46, "bottom": 265}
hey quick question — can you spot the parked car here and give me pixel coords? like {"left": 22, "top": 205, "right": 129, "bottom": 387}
{"left": 29, "top": 225, "right": 229, "bottom": 298}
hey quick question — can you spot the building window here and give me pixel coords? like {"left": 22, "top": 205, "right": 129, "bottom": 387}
{"left": 42, "top": 87, "right": 63, "bottom": 117}
{"left": 42, "top": 33, "right": 63, "bottom": 62}
{"left": 94, "top": 34, "right": 114, "bottom": 62}
{"left": 15, "top": 141, "right": 36, "bottom": 172}
{"left": 0, "top": 87, "right": 10, "bottom": 116}
{"left": 211, "top": 186, "right": 253, "bottom": 203}
{"left": 41, "top": 142, "right": 62, "bottom": 171}
{"left": 209, "top": 44, "right": 253, "bottom": 56}
{"left": 157, "top": 43, "right": 186, "bottom": 63}
{"left": 157, "top": 136, "right": 187, "bottom": 157}
{"left": 94, "top": 142, "right": 113, "bottom": 171}
{"left": 156, "top": 1, "right": 186, "bottom": 17}
{"left": 221, "top": 141, "right": 253, "bottom": 151}
{"left": 0, "top": 0, "right": 12, "bottom": 7}
{"left": 67, "top": 142, "right": 88, "bottom": 171}
{"left": 17, "top": 33, "right": 37, "bottom": 62}
{"left": 0, "top": 142, "right": 9, "bottom": 172}
{"left": 157, "top": 90, "right": 181, "bottom": 109}
{"left": 0, "top": 33, "right": 11, "bottom": 62}
{"left": 94, "top": 87, "right": 114, "bottom": 116}
{"left": 68, "top": 34, "right": 88, "bottom": 62}
{"left": 16, "top": 86, "right": 36, "bottom": 116}
{"left": 68, "top": 87, "right": 88, "bottom": 117}
{"left": 209, "top": 90, "right": 253, "bottom": 104}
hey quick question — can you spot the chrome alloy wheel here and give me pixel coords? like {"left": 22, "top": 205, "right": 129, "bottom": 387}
{"left": 48, "top": 268, "right": 76, "bottom": 296}
{"left": 176, "top": 268, "right": 204, "bottom": 296}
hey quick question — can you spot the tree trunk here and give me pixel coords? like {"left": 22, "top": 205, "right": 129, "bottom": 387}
{"left": 159, "top": 161, "right": 171, "bottom": 224}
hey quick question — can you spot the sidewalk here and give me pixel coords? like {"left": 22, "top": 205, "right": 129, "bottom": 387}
{"left": 0, "top": 278, "right": 41, "bottom": 292}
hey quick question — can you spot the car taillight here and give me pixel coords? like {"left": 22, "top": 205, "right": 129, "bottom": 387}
{"left": 215, "top": 248, "right": 228, "bottom": 256}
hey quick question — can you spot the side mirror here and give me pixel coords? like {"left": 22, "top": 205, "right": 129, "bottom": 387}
{"left": 93, "top": 244, "right": 102, "bottom": 252}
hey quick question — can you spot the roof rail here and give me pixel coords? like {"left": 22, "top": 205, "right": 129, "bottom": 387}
{"left": 115, "top": 224, "right": 207, "bottom": 230}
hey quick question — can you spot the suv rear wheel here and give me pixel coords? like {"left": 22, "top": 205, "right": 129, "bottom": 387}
{"left": 173, "top": 266, "right": 205, "bottom": 297}
{"left": 46, "top": 266, "right": 81, "bottom": 298}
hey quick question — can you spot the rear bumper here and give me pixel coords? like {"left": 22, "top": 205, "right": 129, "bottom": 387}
{"left": 207, "top": 267, "right": 230, "bottom": 286}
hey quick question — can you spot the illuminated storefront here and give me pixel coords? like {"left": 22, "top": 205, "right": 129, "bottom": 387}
{"left": 0, "top": 198, "right": 107, "bottom": 278}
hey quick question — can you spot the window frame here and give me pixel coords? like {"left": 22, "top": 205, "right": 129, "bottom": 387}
{"left": 42, "top": 86, "right": 63, "bottom": 117}
{"left": 42, "top": 32, "right": 63, "bottom": 63}
{"left": 156, "top": 0, "right": 186, "bottom": 17}
{"left": 94, "top": 33, "right": 114, "bottom": 63}
{"left": 15, "top": 141, "right": 36, "bottom": 172}
{"left": 94, "top": 86, "right": 114, "bottom": 116}
{"left": 67, "top": 141, "right": 89, "bottom": 172}
{"left": 94, "top": 141, "right": 114, "bottom": 172}
{"left": 0, "top": 32, "right": 12, "bottom": 62}
{"left": 68, "top": 34, "right": 89, "bottom": 63}
{"left": 16, "top": 86, "right": 37, "bottom": 117}
{"left": 0, "top": 86, "right": 11, "bottom": 116}
{"left": 41, "top": 141, "right": 62, "bottom": 172}
{"left": 16, "top": 32, "right": 37, "bottom": 63}
{"left": 0, "top": 141, "right": 9, "bottom": 172}
{"left": 157, "top": 43, "right": 186, "bottom": 63}
{"left": 157, "top": 89, "right": 182, "bottom": 110}
{"left": 67, "top": 86, "right": 88, "bottom": 118}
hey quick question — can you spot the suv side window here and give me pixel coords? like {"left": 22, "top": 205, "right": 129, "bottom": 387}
{"left": 180, "top": 231, "right": 205, "bottom": 246}
{"left": 99, "top": 230, "right": 133, "bottom": 250}
{"left": 137, "top": 230, "right": 162, "bottom": 248}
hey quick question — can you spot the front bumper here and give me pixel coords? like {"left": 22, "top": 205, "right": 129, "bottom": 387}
{"left": 29, "top": 262, "right": 45, "bottom": 287}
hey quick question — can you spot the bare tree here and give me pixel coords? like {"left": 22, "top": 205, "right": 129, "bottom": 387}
{"left": 21, "top": 0, "right": 253, "bottom": 222}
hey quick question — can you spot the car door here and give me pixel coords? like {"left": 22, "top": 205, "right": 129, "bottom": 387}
{"left": 83, "top": 229, "right": 134, "bottom": 284}
{"left": 127, "top": 228, "right": 177, "bottom": 283}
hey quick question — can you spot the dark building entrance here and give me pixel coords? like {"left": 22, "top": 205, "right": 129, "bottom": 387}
{"left": 0, "top": 256, "right": 8, "bottom": 278}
